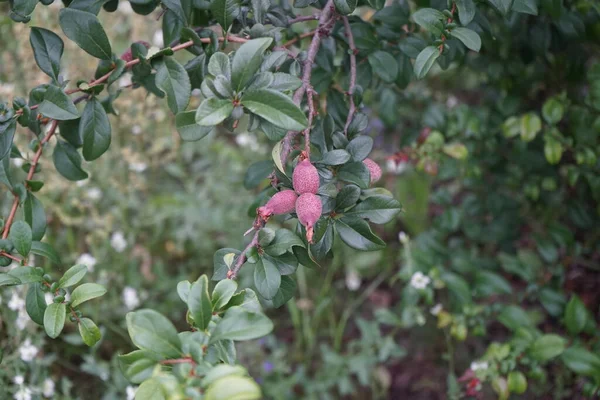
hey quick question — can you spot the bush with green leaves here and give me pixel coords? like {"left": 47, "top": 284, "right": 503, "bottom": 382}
{"left": 1, "top": 0, "right": 600, "bottom": 398}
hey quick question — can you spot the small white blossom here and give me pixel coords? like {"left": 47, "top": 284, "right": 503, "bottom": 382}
{"left": 42, "top": 379, "right": 55, "bottom": 398}
{"left": 410, "top": 272, "right": 431, "bottom": 290}
{"left": 123, "top": 286, "right": 140, "bottom": 310}
{"left": 131, "top": 125, "right": 142, "bottom": 135}
{"left": 111, "top": 231, "right": 127, "bottom": 253}
{"left": 126, "top": 386, "right": 137, "bottom": 400}
{"left": 129, "top": 162, "right": 148, "bottom": 173}
{"left": 430, "top": 304, "right": 443, "bottom": 316}
{"left": 16, "top": 309, "right": 30, "bottom": 330}
{"left": 18, "top": 338, "right": 39, "bottom": 362}
{"left": 76, "top": 253, "right": 98, "bottom": 272}
{"left": 345, "top": 270, "right": 361, "bottom": 291}
{"left": 8, "top": 292, "right": 25, "bottom": 311}
{"left": 398, "top": 231, "right": 409, "bottom": 244}
{"left": 12, "top": 158, "right": 24, "bottom": 168}
{"left": 85, "top": 188, "right": 102, "bottom": 201}
{"left": 14, "top": 387, "right": 32, "bottom": 400}
{"left": 470, "top": 361, "right": 489, "bottom": 372}
{"left": 13, "top": 375, "right": 24, "bottom": 385}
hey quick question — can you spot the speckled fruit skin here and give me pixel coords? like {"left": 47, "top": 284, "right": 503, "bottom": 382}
{"left": 292, "top": 160, "right": 319, "bottom": 194}
{"left": 120, "top": 41, "right": 151, "bottom": 63}
{"left": 296, "top": 193, "right": 322, "bottom": 243}
{"left": 363, "top": 158, "right": 382, "bottom": 184}
{"left": 258, "top": 190, "right": 298, "bottom": 218}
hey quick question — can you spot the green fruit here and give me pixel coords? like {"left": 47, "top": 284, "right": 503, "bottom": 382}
{"left": 0, "top": 256, "right": 12, "bottom": 267}
{"left": 508, "top": 371, "right": 527, "bottom": 394}
{"left": 54, "top": 295, "right": 65, "bottom": 303}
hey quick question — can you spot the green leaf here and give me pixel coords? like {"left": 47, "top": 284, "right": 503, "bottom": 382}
{"left": 119, "top": 350, "right": 158, "bottom": 384}
{"left": 333, "top": 0, "right": 356, "bottom": 15}
{"left": 346, "top": 136, "right": 373, "bottom": 162}
{"left": 80, "top": 98, "right": 111, "bottom": 161}
{"left": 529, "top": 334, "right": 566, "bottom": 362}
{"left": 0, "top": 152, "right": 12, "bottom": 189}
{"left": 243, "top": 160, "right": 273, "bottom": 189}
{"left": 488, "top": 0, "right": 513, "bottom": 15}
{"left": 0, "top": 121, "right": 17, "bottom": 161}
{"left": 78, "top": 317, "right": 101, "bottom": 346}
{"left": 0, "top": 273, "right": 21, "bottom": 287}
{"left": 44, "top": 302, "right": 66, "bottom": 339}
{"left": 270, "top": 275, "right": 296, "bottom": 308}
{"left": 254, "top": 257, "right": 281, "bottom": 299}
{"left": 320, "top": 149, "right": 351, "bottom": 166}
{"left": 205, "top": 375, "right": 261, "bottom": 400}
{"left": 38, "top": 85, "right": 79, "bottom": 120}
{"left": 231, "top": 38, "right": 273, "bottom": 91}
{"left": 154, "top": 57, "right": 191, "bottom": 114}
{"left": 126, "top": 309, "right": 182, "bottom": 358}
{"left": 210, "top": 306, "right": 273, "bottom": 342}
{"left": 188, "top": 275, "right": 212, "bottom": 330}
{"left": 208, "top": 53, "right": 231, "bottom": 79}
{"left": 344, "top": 195, "right": 402, "bottom": 224}
{"left": 264, "top": 229, "right": 304, "bottom": 256}
{"left": 53, "top": 140, "right": 89, "bottom": 181}
{"left": 9, "top": 220, "right": 32, "bottom": 256}
{"left": 455, "top": 0, "right": 476, "bottom": 25}
{"left": 542, "top": 98, "right": 564, "bottom": 124}
{"left": 175, "top": 111, "right": 213, "bottom": 141}
{"left": 336, "top": 185, "right": 361, "bottom": 211}
{"left": 335, "top": 216, "right": 385, "bottom": 251}
{"left": 564, "top": 295, "right": 588, "bottom": 335}
{"left": 162, "top": 0, "right": 187, "bottom": 23}
{"left": 212, "top": 279, "right": 238, "bottom": 310}
{"left": 210, "top": 0, "right": 241, "bottom": 30}
{"left": 30, "top": 27, "right": 64, "bottom": 82}
{"left": 474, "top": 271, "right": 512, "bottom": 296}
{"left": 450, "top": 27, "right": 481, "bottom": 52}
{"left": 135, "top": 379, "right": 166, "bottom": 400}
{"left": 213, "top": 248, "right": 241, "bottom": 281}
{"left": 31, "top": 241, "right": 61, "bottom": 264}
{"left": 59, "top": 8, "right": 112, "bottom": 60}
{"left": 511, "top": 0, "right": 538, "bottom": 15}
{"left": 70, "top": 283, "right": 107, "bottom": 307}
{"left": 270, "top": 73, "right": 302, "bottom": 92}
{"left": 225, "top": 288, "right": 261, "bottom": 312}
{"left": 561, "top": 347, "right": 600, "bottom": 378}
{"left": 58, "top": 264, "right": 87, "bottom": 288}
{"left": 337, "top": 161, "right": 371, "bottom": 189}
{"left": 442, "top": 272, "right": 472, "bottom": 306}
{"left": 195, "top": 98, "right": 233, "bottom": 126}
{"left": 368, "top": 51, "right": 398, "bottom": 83}
{"left": 24, "top": 194, "right": 46, "bottom": 241}
{"left": 520, "top": 113, "right": 542, "bottom": 142}
{"left": 10, "top": 0, "right": 37, "bottom": 22}
{"left": 412, "top": 8, "right": 444, "bottom": 36}
{"left": 242, "top": 90, "right": 308, "bottom": 131}
{"left": 8, "top": 266, "right": 44, "bottom": 284}
{"left": 26, "top": 283, "right": 47, "bottom": 325}
{"left": 498, "top": 305, "right": 533, "bottom": 331}
{"left": 69, "top": 0, "right": 110, "bottom": 15}
{"left": 414, "top": 46, "right": 440, "bottom": 80}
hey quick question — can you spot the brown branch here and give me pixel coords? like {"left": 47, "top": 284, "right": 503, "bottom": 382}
{"left": 287, "top": 14, "right": 319, "bottom": 25}
{"left": 342, "top": 16, "right": 357, "bottom": 135}
{"left": 304, "top": 88, "right": 316, "bottom": 155}
{"left": 283, "top": 30, "right": 317, "bottom": 48}
{"left": 228, "top": 229, "right": 260, "bottom": 280}
{"left": 280, "top": 0, "right": 337, "bottom": 165}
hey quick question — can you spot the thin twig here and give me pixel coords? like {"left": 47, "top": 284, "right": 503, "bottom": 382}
{"left": 342, "top": 16, "right": 357, "bottom": 135}
{"left": 304, "top": 88, "right": 316, "bottom": 155}
{"left": 287, "top": 14, "right": 319, "bottom": 25}
{"left": 282, "top": 30, "right": 317, "bottom": 48}
{"left": 228, "top": 229, "right": 260, "bottom": 279}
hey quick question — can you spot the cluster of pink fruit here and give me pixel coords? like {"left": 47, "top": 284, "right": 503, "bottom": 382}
{"left": 258, "top": 157, "right": 382, "bottom": 243}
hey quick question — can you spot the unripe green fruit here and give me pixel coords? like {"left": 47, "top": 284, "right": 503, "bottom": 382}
{"left": 293, "top": 160, "right": 319, "bottom": 194}
{"left": 231, "top": 106, "right": 244, "bottom": 120}
{"left": 296, "top": 193, "right": 322, "bottom": 243}
{"left": 508, "top": 371, "right": 527, "bottom": 394}
{"left": 0, "top": 256, "right": 11, "bottom": 267}
{"left": 362, "top": 158, "right": 382, "bottom": 184}
{"left": 69, "top": 315, "right": 77, "bottom": 322}
{"left": 35, "top": 267, "right": 44, "bottom": 275}
{"left": 54, "top": 295, "right": 65, "bottom": 303}
{"left": 76, "top": 310, "right": 83, "bottom": 318}
{"left": 43, "top": 274, "right": 52, "bottom": 282}
{"left": 50, "top": 282, "right": 59, "bottom": 292}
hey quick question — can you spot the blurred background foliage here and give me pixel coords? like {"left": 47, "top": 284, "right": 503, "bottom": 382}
{"left": 1, "top": 0, "right": 600, "bottom": 399}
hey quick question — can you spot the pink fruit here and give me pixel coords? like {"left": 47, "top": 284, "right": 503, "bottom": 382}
{"left": 296, "top": 193, "right": 322, "bottom": 243}
{"left": 293, "top": 159, "right": 319, "bottom": 194}
{"left": 120, "top": 41, "right": 151, "bottom": 63}
{"left": 257, "top": 190, "right": 298, "bottom": 219}
{"left": 363, "top": 158, "right": 382, "bottom": 184}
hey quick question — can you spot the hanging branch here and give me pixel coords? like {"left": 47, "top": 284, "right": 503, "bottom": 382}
{"left": 342, "top": 16, "right": 357, "bottom": 135}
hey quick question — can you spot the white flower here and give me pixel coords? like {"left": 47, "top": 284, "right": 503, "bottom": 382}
{"left": 410, "top": 272, "right": 431, "bottom": 290}
{"left": 152, "top": 30, "right": 164, "bottom": 47}
{"left": 76, "top": 253, "right": 98, "bottom": 272}
{"left": 470, "top": 361, "right": 489, "bottom": 372}
{"left": 398, "top": 231, "right": 409, "bottom": 244}
{"left": 123, "top": 287, "right": 140, "bottom": 310}
{"left": 18, "top": 339, "right": 39, "bottom": 362}
{"left": 86, "top": 188, "right": 102, "bottom": 201}
{"left": 8, "top": 292, "right": 25, "bottom": 311}
{"left": 126, "top": 386, "right": 137, "bottom": 400}
{"left": 345, "top": 270, "right": 361, "bottom": 291}
{"left": 129, "top": 162, "right": 148, "bottom": 173}
{"left": 42, "top": 379, "right": 55, "bottom": 398}
{"left": 12, "top": 158, "right": 24, "bottom": 168}
{"left": 430, "top": 304, "right": 443, "bottom": 316}
{"left": 13, "top": 375, "right": 24, "bottom": 385}
{"left": 14, "top": 387, "right": 32, "bottom": 400}
{"left": 16, "top": 309, "right": 30, "bottom": 330}
{"left": 235, "top": 133, "right": 260, "bottom": 152}
{"left": 111, "top": 231, "right": 127, "bottom": 253}
{"left": 131, "top": 125, "right": 142, "bottom": 135}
